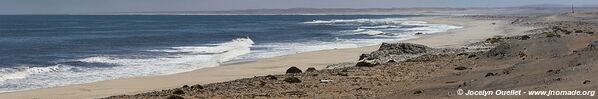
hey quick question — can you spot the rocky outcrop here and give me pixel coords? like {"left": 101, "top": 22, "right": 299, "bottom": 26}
{"left": 286, "top": 67, "right": 302, "bottom": 74}
{"left": 305, "top": 67, "right": 317, "bottom": 72}
{"left": 357, "top": 43, "right": 448, "bottom": 67}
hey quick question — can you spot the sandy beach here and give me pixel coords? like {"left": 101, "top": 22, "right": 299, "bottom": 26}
{"left": 0, "top": 16, "right": 533, "bottom": 99}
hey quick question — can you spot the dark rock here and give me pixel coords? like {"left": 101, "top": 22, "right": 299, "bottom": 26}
{"left": 355, "top": 87, "right": 370, "bottom": 90}
{"left": 415, "top": 32, "right": 424, "bottom": 35}
{"left": 378, "top": 43, "right": 430, "bottom": 54}
{"left": 545, "top": 32, "right": 561, "bottom": 38}
{"left": 486, "top": 37, "right": 503, "bottom": 44}
{"left": 547, "top": 69, "right": 561, "bottom": 74}
{"left": 283, "top": 91, "right": 306, "bottom": 96}
{"left": 305, "top": 67, "right": 317, "bottom": 72}
{"left": 502, "top": 69, "right": 511, "bottom": 74}
{"left": 356, "top": 61, "right": 377, "bottom": 67}
{"left": 359, "top": 54, "right": 368, "bottom": 60}
{"left": 485, "top": 73, "right": 498, "bottom": 77}
{"left": 387, "top": 60, "right": 396, "bottom": 63}
{"left": 459, "top": 82, "right": 468, "bottom": 87}
{"left": 575, "top": 30, "right": 583, "bottom": 33}
{"left": 518, "top": 52, "right": 527, "bottom": 59}
{"left": 584, "top": 80, "right": 591, "bottom": 84}
{"left": 283, "top": 77, "right": 302, "bottom": 83}
{"left": 166, "top": 95, "right": 184, "bottom": 99}
{"left": 191, "top": 85, "right": 203, "bottom": 89}
{"left": 454, "top": 66, "right": 471, "bottom": 70}
{"left": 286, "top": 66, "right": 302, "bottom": 74}
{"left": 520, "top": 35, "right": 531, "bottom": 40}
{"left": 182, "top": 85, "right": 189, "bottom": 88}
{"left": 413, "top": 90, "right": 423, "bottom": 94}
{"left": 310, "top": 74, "right": 318, "bottom": 76}
{"left": 358, "top": 43, "right": 432, "bottom": 64}
{"left": 588, "top": 32, "right": 594, "bottom": 34}
{"left": 486, "top": 43, "right": 511, "bottom": 57}
{"left": 172, "top": 89, "right": 185, "bottom": 94}
{"left": 265, "top": 75, "right": 278, "bottom": 80}
{"left": 468, "top": 54, "right": 477, "bottom": 58}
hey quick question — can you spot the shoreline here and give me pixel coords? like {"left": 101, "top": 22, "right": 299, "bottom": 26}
{"left": 0, "top": 16, "right": 533, "bottom": 99}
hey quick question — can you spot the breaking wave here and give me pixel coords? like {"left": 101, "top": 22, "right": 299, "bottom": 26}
{"left": 306, "top": 18, "right": 462, "bottom": 37}
{"left": 0, "top": 38, "right": 254, "bottom": 92}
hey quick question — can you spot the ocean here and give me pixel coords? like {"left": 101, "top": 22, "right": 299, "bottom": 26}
{"left": 0, "top": 15, "right": 461, "bottom": 92}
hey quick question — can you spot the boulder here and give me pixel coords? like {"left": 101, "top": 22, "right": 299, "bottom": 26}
{"left": 191, "top": 85, "right": 203, "bottom": 89}
{"left": 172, "top": 89, "right": 185, "bottom": 94}
{"left": 286, "top": 66, "right": 302, "bottom": 74}
{"left": 387, "top": 60, "right": 396, "bottom": 63}
{"left": 355, "top": 61, "right": 377, "bottom": 67}
{"left": 305, "top": 67, "right": 317, "bottom": 72}
{"left": 359, "top": 43, "right": 431, "bottom": 61}
{"left": 378, "top": 43, "right": 430, "bottom": 53}
{"left": 454, "top": 66, "right": 471, "bottom": 70}
{"left": 584, "top": 80, "right": 591, "bottom": 84}
{"left": 486, "top": 37, "right": 503, "bottom": 44}
{"left": 486, "top": 43, "right": 511, "bottom": 57}
{"left": 485, "top": 73, "right": 498, "bottom": 77}
{"left": 356, "top": 43, "right": 435, "bottom": 67}
{"left": 413, "top": 90, "right": 423, "bottom": 94}
{"left": 520, "top": 35, "right": 531, "bottom": 40}
{"left": 265, "top": 75, "right": 278, "bottom": 80}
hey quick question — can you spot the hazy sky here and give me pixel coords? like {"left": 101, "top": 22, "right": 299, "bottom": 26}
{"left": 1, "top": 0, "right": 597, "bottom": 14}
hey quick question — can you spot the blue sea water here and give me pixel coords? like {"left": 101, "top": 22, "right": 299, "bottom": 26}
{"left": 0, "top": 15, "right": 461, "bottom": 92}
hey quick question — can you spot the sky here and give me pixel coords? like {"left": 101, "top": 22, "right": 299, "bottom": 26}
{"left": 0, "top": 0, "right": 597, "bottom": 14}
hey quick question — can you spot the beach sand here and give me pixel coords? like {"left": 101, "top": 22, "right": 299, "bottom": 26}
{"left": 0, "top": 16, "right": 533, "bottom": 99}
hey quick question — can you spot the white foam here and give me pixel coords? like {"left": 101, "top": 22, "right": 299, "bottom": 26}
{"left": 360, "top": 25, "right": 401, "bottom": 29}
{"left": 304, "top": 18, "right": 409, "bottom": 25}
{"left": 148, "top": 38, "right": 254, "bottom": 54}
{"left": 0, "top": 38, "right": 254, "bottom": 93}
{"left": 401, "top": 24, "right": 463, "bottom": 34}
{"left": 308, "top": 18, "right": 460, "bottom": 37}
{"left": 0, "top": 65, "right": 71, "bottom": 82}
{"left": 356, "top": 29, "right": 385, "bottom": 35}
{"left": 352, "top": 28, "right": 367, "bottom": 32}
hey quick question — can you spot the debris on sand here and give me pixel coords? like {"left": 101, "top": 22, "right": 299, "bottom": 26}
{"left": 584, "top": 80, "right": 591, "bottom": 84}
{"left": 454, "top": 66, "right": 471, "bottom": 70}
